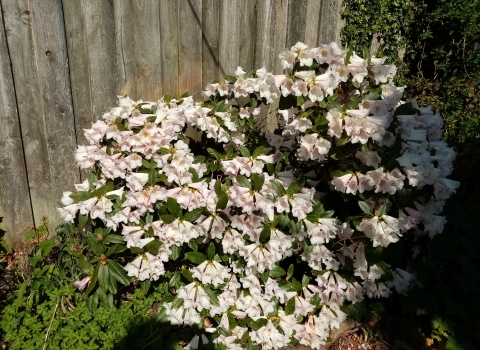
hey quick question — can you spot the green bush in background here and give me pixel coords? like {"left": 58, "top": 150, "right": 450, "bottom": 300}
{"left": 342, "top": 1, "right": 480, "bottom": 349}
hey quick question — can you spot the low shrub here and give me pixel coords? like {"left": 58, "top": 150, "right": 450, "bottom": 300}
{"left": 50, "top": 41, "right": 459, "bottom": 349}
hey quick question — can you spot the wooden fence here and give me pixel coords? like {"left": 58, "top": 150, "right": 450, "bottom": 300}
{"left": 0, "top": 0, "right": 343, "bottom": 247}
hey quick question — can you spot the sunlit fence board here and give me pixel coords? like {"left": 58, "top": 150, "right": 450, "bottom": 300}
{"left": 0, "top": 0, "right": 343, "bottom": 247}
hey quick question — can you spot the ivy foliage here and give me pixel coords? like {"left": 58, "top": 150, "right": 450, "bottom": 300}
{"left": 0, "top": 224, "right": 214, "bottom": 350}
{"left": 342, "top": 1, "right": 480, "bottom": 349}
{"left": 342, "top": 0, "right": 480, "bottom": 148}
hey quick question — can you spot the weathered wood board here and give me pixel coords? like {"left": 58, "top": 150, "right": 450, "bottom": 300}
{"left": 0, "top": 0, "right": 343, "bottom": 247}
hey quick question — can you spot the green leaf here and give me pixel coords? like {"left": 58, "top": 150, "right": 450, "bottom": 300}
{"left": 167, "top": 197, "right": 182, "bottom": 217}
{"left": 203, "top": 286, "right": 220, "bottom": 306}
{"left": 377, "top": 203, "right": 387, "bottom": 216}
{"left": 376, "top": 261, "right": 393, "bottom": 279}
{"left": 148, "top": 168, "right": 157, "bottom": 186}
{"left": 140, "top": 280, "right": 151, "bottom": 295}
{"left": 287, "top": 264, "right": 294, "bottom": 280}
{"left": 249, "top": 318, "right": 268, "bottom": 331}
{"left": 290, "top": 278, "right": 302, "bottom": 291}
{"left": 251, "top": 173, "right": 265, "bottom": 191}
{"left": 358, "top": 201, "right": 372, "bottom": 215}
{"left": 77, "top": 214, "right": 88, "bottom": 228}
{"left": 285, "top": 297, "right": 296, "bottom": 315}
{"left": 224, "top": 75, "right": 236, "bottom": 84}
{"left": 183, "top": 208, "right": 204, "bottom": 222}
{"left": 270, "top": 180, "right": 286, "bottom": 196}
{"left": 161, "top": 214, "right": 177, "bottom": 224}
{"left": 185, "top": 251, "right": 207, "bottom": 264}
{"left": 181, "top": 268, "right": 193, "bottom": 282}
{"left": 104, "top": 244, "right": 118, "bottom": 257}
{"left": 239, "top": 145, "right": 251, "bottom": 157}
{"left": 269, "top": 265, "right": 286, "bottom": 278}
{"left": 39, "top": 238, "right": 55, "bottom": 257}
{"left": 216, "top": 193, "right": 229, "bottom": 210}
{"left": 302, "top": 274, "right": 310, "bottom": 286}
{"left": 106, "top": 260, "right": 131, "bottom": 286}
{"left": 297, "top": 95, "right": 307, "bottom": 107}
{"left": 97, "top": 264, "right": 110, "bottom": 293}
{"left": 214, "top": 179, "right": 222, "bottom": 196}
{"left": 287, "top": 178, "right": 305, "bottom": 195}
{"left": 252, "top": 146, "right": 265, "bottom": 158}
{"left": 259, "top": 225, "right": 271, "bottom": 244}
{"left": 207, "top": 243, "right": 215, "bottom": 260}
{"left": 336, "top": 130, "right": 350, "bottom": 147}
{"left": 130, "top": 247, "right": 144, "bottom": 255}
{"left": 102, "top": 234, "right": 124, "bottom": 244}
{"left": 109, "top": 273, "right": 118, "bottom": 294}
{"left": 86, "top": 232, "right": 105, "bottom": 256}
{"left": 144, "top": 240, "right": 163, "bottom": 255}
{"left": 207, "top": 148, "right": 224, "bottom": 159}
{"left": 250, "top": 96, "right": 258, "bottom": 108}
{"left": 91, "top": 181, "right": 114, "bottom": 198}
{"left": 188, "top": 239, "right": 198, "bottom": 251}
{"left": 170, "top": 245, "right": 182, "bottom": 260}
{"left": 344, "top": 46, "right": 354, "bottom": 65}
{"left": 188, "top": 167, "right": 200, "bottom": 182}
{"left": 193, "top": 155, "right": 206, "bottom": 164}
{"left": 78, "top": 254, "right": 93, "bottom": 273}
{"left": 24, "top": 230, "right": 36, "bottom": 241}
{"left": 217, "top": 327, "right": 231, "bottom": 337}
{"left": 236, "top": 175, "right": 252, "bottom": 189}
{"left": 169, "top": 272, "right": 182, "bottom": 287}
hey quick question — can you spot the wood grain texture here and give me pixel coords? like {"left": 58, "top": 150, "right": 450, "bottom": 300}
{"left": 0, "top": 0, "right": 345, "bottom": 245}
{"left": 159, "top": 0, "right": 179, "bottom": 99}
{"left": 201, "top": 0, "right": 220, "bottom": 87}
{"left": 114, "top": 0, "right": 137, "bottom": 99}
{"left": 218, "top": 0, "right": 241, "bottom": 76}
{"left": 318, "top": 0, "right": 343, "bottom": 45}
{"left": 0, "top": 3, "right": 34, "bottom": 247}
{"left": 62, "top": 0, "right": 92, "bottom": 144}
{"left": 63, "top": 0, "right": 117, "bottom": 145}
{"left": 238, "top": 0, "right": 255, "bottom": 71}
{"left": 286, "top": 0, "right": 308, "bottom": 48}
{"left": 2, "top": 0, "right": 79, "bottom": 234}
{"left": 178, "top": 0, "right": 203, "bottom": 97}
{"left": 304, "top": 0, "right": 322, "bottom": 47}
{"left": 133, "top": 0, "right": 164, "bottom": 100}
{"left": 81, "top": 1, "right": 117, "bottom": 117}
{"left": 271, "top": 0, "right": 290, "bottom": 74}
{"left": 253, "top": 0, "right": 276, "bottom": 70}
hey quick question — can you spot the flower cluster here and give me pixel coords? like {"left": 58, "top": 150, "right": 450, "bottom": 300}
{"left": 60, "top": 41, "right": 459, "bottom": 349}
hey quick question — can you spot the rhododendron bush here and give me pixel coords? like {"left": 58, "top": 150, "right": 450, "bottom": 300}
{"left": 58, "top": 42, "right": 459, "bottom": 350}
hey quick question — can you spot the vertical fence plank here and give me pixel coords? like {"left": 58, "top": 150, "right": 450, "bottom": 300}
{"left": 62, "top": 0, "right": 92, "bottom": 145}
{"left": 254, "top": 0, "right": 276, "bottom": 70}
{"left": 318, "top": 0, "right": 343, "bottom": 45}
{"left": 113, "top": 0, "right": 137, "bottom": 99}
{"left": 63, "top": 0, "right": 117, "bottom": 145}
{"left": 0, "top": 3, "right": 34, "bottom": 247}
{"left": 178, "top": 0, "right": 203, "bottom": 97}
{"left": 218, "top": 0, "right": 240, "bottom": 76}
{"left": 286, "top": 0, "right": 308, "bottom": 48}
{"left": 238, "top": 0, "right": 255, "bottom": 71}
{"left": 271, "top": 0, "right": 290, "bottom": 74}
{"left": 304, "top": 0, "right": 322, "bottom": 47}
{"left": 2, "top": 0, "right": 79, "bottom": 232}
{"left": 159, "top": 0, "right": 179, "bottom": 99}
{"left": 133, "top": 0, "right": 163, "bottom": 100}
{"left": 81, "top": 1, "right": 117, "bottom": 117}
{"left": 202, "top": 0, "right": 220, "bottom": 87}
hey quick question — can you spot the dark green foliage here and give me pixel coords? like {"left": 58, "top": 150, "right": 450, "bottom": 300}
{"left": 342, "top": 0, "right": 480, "bottom": 150}
{"left": 342, "top": 1, "right": 480, "bottom": 348}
